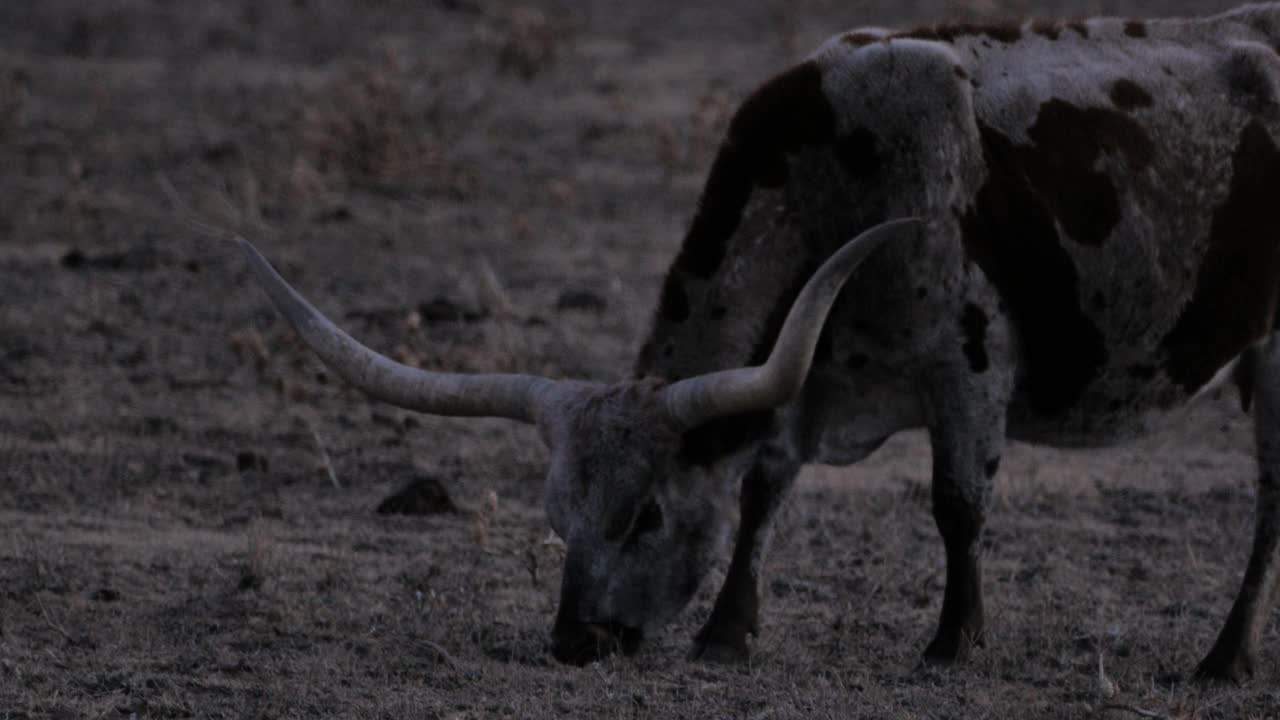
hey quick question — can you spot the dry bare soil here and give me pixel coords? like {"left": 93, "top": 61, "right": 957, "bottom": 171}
{"left": 3, "top": 1, "right": 1279, "bottom": 717}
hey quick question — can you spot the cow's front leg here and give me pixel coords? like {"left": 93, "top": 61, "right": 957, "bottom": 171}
{"left": 691, "top": 448, "right": 799, "bottom": 662}
{"left": 1196, "top": 339, "right": 1280, "bottom": 682}
{"left": 921, "top": 367, "right": 1010, "bottom": 664}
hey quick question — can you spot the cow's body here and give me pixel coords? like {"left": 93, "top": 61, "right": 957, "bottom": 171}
{"left": 636, "top": 4, "right": 1280, "bottom": 676}
{"left": 645, "top": 7, "right": 1280, "bottom": 450}
{"left": 242, "top": 3, "right": 1280, "bottom": 683}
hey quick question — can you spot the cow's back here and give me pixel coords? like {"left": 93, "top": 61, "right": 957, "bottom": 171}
{"left": 810, "top": 5, "right": 1280, "bottom": 440}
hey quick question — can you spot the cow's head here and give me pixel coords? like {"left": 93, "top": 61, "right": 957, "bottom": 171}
{"left": 238, "top": 217, "right": 919, "bottom": 664}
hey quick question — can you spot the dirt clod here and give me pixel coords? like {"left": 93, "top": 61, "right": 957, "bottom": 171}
{"left": 236, "top": 451, "right": 269, "bottom": 473}
{"left": 377, "top": 475, "right": 460, "bottom": 516}
{"left": 418, "top": 297, "right": 489, "bottom": 325}
{"left": 556, "top": 289, "right": 608, "bottom": 313}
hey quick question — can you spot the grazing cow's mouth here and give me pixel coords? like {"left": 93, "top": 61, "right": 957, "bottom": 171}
{"left": 550, "top": 621, "right": 644, "bottom": 665}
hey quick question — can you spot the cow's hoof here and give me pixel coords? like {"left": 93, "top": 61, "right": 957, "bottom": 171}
{"left": 690, "top": 623, "right": 751, "bottom": 663}
{"left": 923, "top": 626, "right": 982, "bottom": 665}
{"left": 1193, "top": 647, "right": 1255, "bottom": 684}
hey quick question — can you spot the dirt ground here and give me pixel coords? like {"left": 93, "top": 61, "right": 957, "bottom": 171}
{"left": 3, "top": 0, "right": 1279, "bottom": 717}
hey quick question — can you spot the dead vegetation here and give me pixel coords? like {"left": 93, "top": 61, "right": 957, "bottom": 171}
{"left": 496, "top": 6, "right": 569, "bottom": 80}
{"left": 2, "top": 0, "right": 1276, "bottom": 718}
{"left": 0, "top": 65, "right": 29, "bottom": 142}
{"left": 295, "top": 59, "right": 447, "bottom": 189}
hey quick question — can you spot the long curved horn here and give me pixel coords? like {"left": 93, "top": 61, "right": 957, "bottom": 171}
{"left": 660, "top": 217, "right": 923, "bottom": 429}
{"left": 238, "top": 237, "right": 562, "bottom": 423}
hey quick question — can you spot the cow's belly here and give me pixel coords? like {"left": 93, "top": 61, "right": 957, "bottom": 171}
{"left": 1005, "top": 351, "right": 1245, "bottom": 448}
{"left": 803, "top": 346, "right": 1247, "bottom": 458}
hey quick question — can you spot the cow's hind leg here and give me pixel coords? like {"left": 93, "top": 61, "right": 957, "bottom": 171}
{"left": 690, "top": 447, "right": 799, "bottom": 662}
{"left": 921, "top": 361, "right": 1011, "bottom": 664}
{"left": 1196, "top": 340, "right": 1280, "bottom": 683}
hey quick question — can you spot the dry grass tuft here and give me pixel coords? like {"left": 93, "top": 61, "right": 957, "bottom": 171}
{"left": 0, "top": 65, "right": 29, "bottom": 141}
{"left": 228, "top": 327, "right": 270, "bottom": 369}
{"left": 238, "top": 521, "right": 278, "bottom": 593}
{"left": 496, "top": 7, "right": 568, "bottom": 80}
{"left": 295, "top": 60, "right": 445, "bottom": 188}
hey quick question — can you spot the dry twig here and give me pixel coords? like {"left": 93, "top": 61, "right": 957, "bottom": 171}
{"left": 34, "top": 596, "right": 73, "bottom": 644}
{"left": 1099, "top": 704, "right": 1169, "bottom": 719}
{"left": 417, "top": 639, "right": 457, "bottom": 668}
{"left": 305, "top": 417, "right": 342, "bottom": 489}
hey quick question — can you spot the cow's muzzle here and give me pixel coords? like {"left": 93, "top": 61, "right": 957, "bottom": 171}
{"left": 550, "top": 619, "right": 643, "bottom": 665}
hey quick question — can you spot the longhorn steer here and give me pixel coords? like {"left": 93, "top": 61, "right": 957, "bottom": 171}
{"left": 241, "top": 3, "right": 1280, "bottom": 681}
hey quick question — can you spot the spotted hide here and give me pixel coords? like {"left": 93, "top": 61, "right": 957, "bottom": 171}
{"left": 638, "top": 4, "right": 1280, "bottom": 681}
{"left": 244, "top": 3, "right": 1280, "bottom": 683}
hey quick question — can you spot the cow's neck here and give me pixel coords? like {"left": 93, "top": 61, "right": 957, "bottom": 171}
{"left": 633, "top": 145, "right": 880, "bottom": 464}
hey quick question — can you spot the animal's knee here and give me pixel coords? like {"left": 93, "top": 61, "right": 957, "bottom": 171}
{"left": 931, "top": 484, "right": 986, "bottom": 541}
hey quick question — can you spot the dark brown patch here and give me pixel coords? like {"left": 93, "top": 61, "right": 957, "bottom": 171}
{"left": 1127, "top": 364, "right": 1158, "bottom": 380}
{"left": 954, "top": 65, "right": 970, "bottom": 80}
{"left": 721, "top": 62, "right": 838, "bottom": 189}
{"left": 1109, "top": 78, "right": 1154, "bottom": 112}
{"left": 667, "top": 62, "right": 835, "bottom": 281}
{"left": 897, "top": 22, "right": 1023, "bottom": 45}
{"left": 1162, "top": 121, "right": 1280, "bottom": 393}
{"left": 1123, "top": 20, "right": 1147, "bottom": 38}
{"left": 1031, "top": 19, "right": 1061, "bottom": 40}
{"left": 1223, "top": 50, "right": 1278, "bottom": 114}
{"left": 658, "top": 274, "right": 690, "bottom": 322}
{"left": 650, "top": 62, "right": 837, "bottom": 330}
{"left": 960, "top": 123, "right": 1109, "bottom": 414}
{"left": 1089, "top": 290, "right": 1108, "bottom": 312}
{"left": 1019, "top": 99, "right": 1154, "bottom": 247}
{"left": 960, "top": 303, "right": 990, "bottom": 373}
{"left": 1068, "top": 21, "right": 1090, "bottom": 38}
{"left": 1235, "top": 346, "right": 1258, "bottom": 413}
{"left": 836, "top": 127, "right": 880, "bottom": 178}
{"left": 671, "top": 145, "right": 753, "bottom": 279}
{"left": 984, "top": 457, "right": 1001, "bottom": 478}
{"left": 842, "top": 32, "right": 882, "bottom": 47}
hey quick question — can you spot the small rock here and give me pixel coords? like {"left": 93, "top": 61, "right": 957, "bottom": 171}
{"left": 377, "top": 475, "right": 459, "bottom": 516}
{"left": 183, "top": 452, "right": 230, "bottom": 472}
{"left": 201, "top": 140, "right": 239, "bottom": 164}
{"left": 418, "top": 296, "right": 488, "bottom": 324}
{"left": 237, "top": 570, "right": 261, "bottom": 592}
{"left": 556, "top": 289, "right": 607, "bottom": 312}
{"left": 236, "top": 451, "right": 268, "bottom": 473}
{"left": 312, "top": 206, "right": 353, "bottom": 223}
{"left": 61, "top": 248, "right": 86, "bottom": 269}
{"left": 60, "top": 246, "right": 160, "bottom": 271}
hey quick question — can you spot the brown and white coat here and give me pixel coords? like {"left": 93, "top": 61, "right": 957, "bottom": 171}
{"left": 242, "top": 4, "right": 1280, "bottom": 682}
{"left": 639, "top": 4, "right": 1280, "bottom": 679}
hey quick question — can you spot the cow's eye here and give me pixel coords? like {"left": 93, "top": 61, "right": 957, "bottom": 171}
{"left": 634, "top": 499, "right": 664, "bottom": 535}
